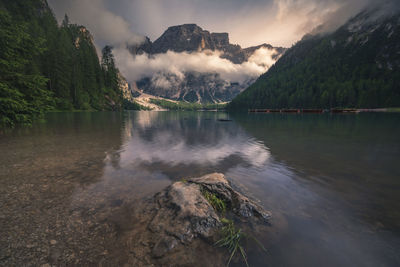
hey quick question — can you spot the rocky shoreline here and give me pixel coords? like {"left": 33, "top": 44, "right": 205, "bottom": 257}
{"left": 123, "top": 173, "right": 271, "bottom": 266}
{"left": 0, "top": 172, "right": 270, "bottom": 266}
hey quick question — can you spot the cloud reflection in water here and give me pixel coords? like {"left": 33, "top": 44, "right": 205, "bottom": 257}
{"left": 119, "top": 112, "right": 270, "bottom": 178}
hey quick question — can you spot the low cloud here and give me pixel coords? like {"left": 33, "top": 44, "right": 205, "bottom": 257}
{"left": 114, "top": 47, "right": 280, "bottom": 85}
{"left": 48, "top": 0, "right": 144, "bottom": 46}
{"left": 49, "top": 0, "right": 398, "bottom": 49}
{"left": 271, "top": 0, "right": 400, "bottom": 39}
{"left": 47, "top": 0, "right": 399, "bottom": 86}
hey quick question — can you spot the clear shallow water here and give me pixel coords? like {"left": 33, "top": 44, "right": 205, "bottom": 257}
{"left": 0, "top": 111, "right": 399, "bottom": 266}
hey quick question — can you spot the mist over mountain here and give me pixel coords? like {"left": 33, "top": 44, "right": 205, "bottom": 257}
{"left": 46, "top": 0, "right": 398, "bottom": 105}
{"left": 129, "top": 24, "right": 285, "bottom": 64}
{"left": 121, "top": 24, "right": 286, "bottom": 103}
{"left": 48, "top": 0, "right": 388, "bottom": 48}
{"left": 228, "top": 6, "right": 400, "bottom": 110}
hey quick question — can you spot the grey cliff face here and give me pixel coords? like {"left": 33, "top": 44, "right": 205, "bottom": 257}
{"left": 152, "top": 24, "right": 216, "bottom": 53}
{"left": 129, "top": 24, "right": 285, "bottom": 64}
{"left": 126, "top": 24, "right": 287, "bottom": 103}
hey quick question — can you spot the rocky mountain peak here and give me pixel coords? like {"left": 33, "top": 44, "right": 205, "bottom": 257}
{"left": 211, "top": 32, "right": 229, "bottom": 48}
{"left": 128, "top": 23, "right": 285, "bottom": 64}
{"left": 125, "top": 24, "right": 287, "bottom": 103}
{"left": 166, "top": 23, "right": 204, "bottom": 34}
{"left": 152, "top": 24, "right": 215, "bottom": 53}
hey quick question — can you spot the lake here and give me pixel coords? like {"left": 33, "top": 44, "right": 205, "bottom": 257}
{"left": 0, "top": 111, "right": 399, "bottom": 266}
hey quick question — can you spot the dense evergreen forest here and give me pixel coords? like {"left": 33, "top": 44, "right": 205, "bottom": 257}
{"left": 0, "top": 0, "right": 123, "bottom": 126}
{"left": 149, "top": 99, "right": 226, "bottom": 110}
{"left": 228, "top": 11, "right": 400, "bottom": 111}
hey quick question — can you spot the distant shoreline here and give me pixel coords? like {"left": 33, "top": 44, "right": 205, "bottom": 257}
{"left": 247, "top": 108, "right": 400, "bottom": 114}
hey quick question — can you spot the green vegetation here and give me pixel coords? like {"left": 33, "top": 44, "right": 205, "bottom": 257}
{"left": 123, "top": 99, "right": 151, "bottom": 110}
{"left": 180, "top": 178, "right": 188, "bottom": 183}
{"left": 201, "top": 188, "right": 268, "bottom": 266}
{"left": 216, "top": 218, "right": 268, "bottom": 267}
{"left": 387, "top": 107, "right": 400, "bottom": 112}
{"left": 228, "top": 13, "right": 400, "bottom": 111}
{"left": 150, "top": 98, "right": 226, "bottom": 110}
{"left": 202, "top": 190, "right": 226, "bottom": 213}
{"left": 216, "top": 218, "right": 248, "bottom": 267}
{"left": 0, "top": 0, "right": 123, "bottom": 126}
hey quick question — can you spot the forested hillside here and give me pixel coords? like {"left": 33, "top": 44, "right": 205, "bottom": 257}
{"left": 228, "top": 10, "right": 400, "bottom": 110}
{"left": 0, "top": 0, "right": 122, "bottom": 126}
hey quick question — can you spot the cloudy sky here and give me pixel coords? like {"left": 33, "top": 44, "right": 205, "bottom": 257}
{"left": 47, "top": 0, "right": 396, "bottom": 86}
{"left": 48, "top": 0, "right": 379, "bottom": 48}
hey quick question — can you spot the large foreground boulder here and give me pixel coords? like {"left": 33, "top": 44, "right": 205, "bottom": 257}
{"left": 125, "top": 173, "right": 270, "bottom": 266}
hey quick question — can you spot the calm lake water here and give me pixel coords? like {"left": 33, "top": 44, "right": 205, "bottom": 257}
{"left": 0, "top": 111, "right": 399, "bottom": 266}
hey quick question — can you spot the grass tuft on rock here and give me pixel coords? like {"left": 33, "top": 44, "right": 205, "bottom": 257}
{"left": 216, "top": 218, "right": 268, "bottom": 267}
{"left": 202, "top": 189, "right": 226, "bottom": 213}
{"left": 216, "top": 218, "right": 248, "bottom": 267}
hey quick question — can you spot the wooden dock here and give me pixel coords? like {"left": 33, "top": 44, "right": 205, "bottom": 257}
{"left": 248, "top": 108, "right": 363, "bottom": 114}
{"left": 281, "top": 109, "right": 301, "bottom": 113}
{"left": 248, "top": 109, "right": 279, "bottom": 113}
{"left": 302, "top": 109, "right": 324, "bottom": 113}
{"left": 330, "top": 108, "right": 359, "bottom": 113}
{"left": 248, "top": 109, "right": 324, "bottom": 113}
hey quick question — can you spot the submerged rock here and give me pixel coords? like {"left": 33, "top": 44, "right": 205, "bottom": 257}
{"left": 149, "top": 181, "right": 220, "bottom": 249}
{"left": 188, "top": 173, "right": 271, "bottom": 222}
{"left": 126, "top": 173, "right": 270, "bottom": 266}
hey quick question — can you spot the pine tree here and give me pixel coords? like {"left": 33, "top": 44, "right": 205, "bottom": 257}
{"left": 62, "top": 14, "right": 69, "bottom": 28}
{"left": 0, "top": 10, "right": 53, "bottom": 126}
{"left": 101, "top": 45, "right": 118, "bottom": 89}
{"left": 0, "top": 0, "right": 124, "bottom": 126}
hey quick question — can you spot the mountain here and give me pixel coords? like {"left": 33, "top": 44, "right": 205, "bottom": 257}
{"left": 127, "top": 24, "right": 286, "bottom": 103}
{"left": 228, "top": 9, "right": 400, "bottom": 110}
{"left": 0, "top": 0, "right": 125, "bottom": 126}
{"left": 129, "top": 24, "right": 285, "bottom": 64}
